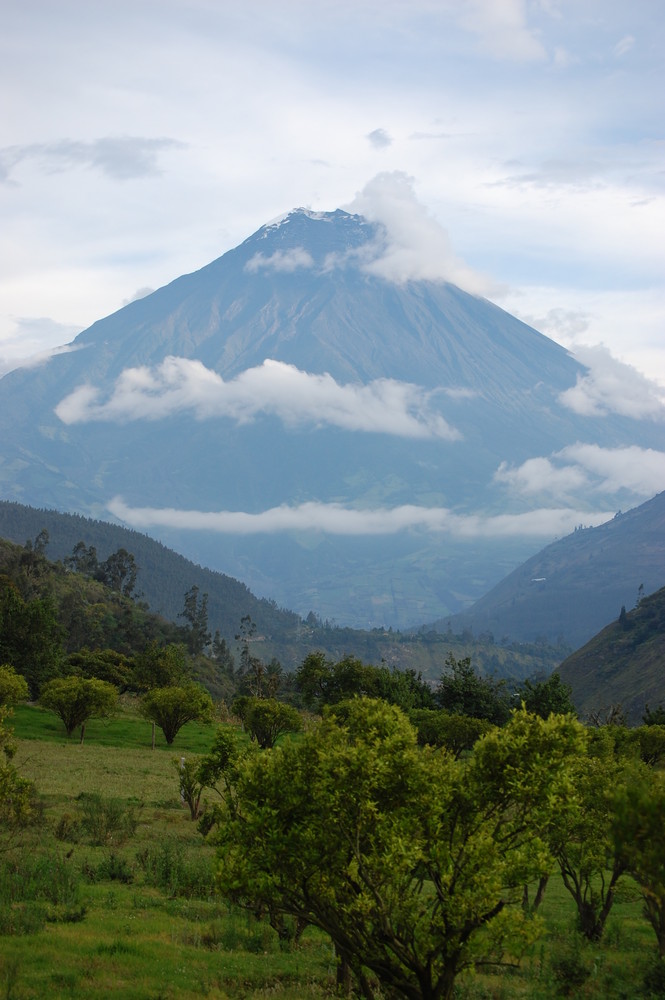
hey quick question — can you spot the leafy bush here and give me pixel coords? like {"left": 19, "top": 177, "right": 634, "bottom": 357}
{"left": 82, "top": 851, "right": 135, "bottom": 884}
{"left": 136, "top": 839, "right": 215, "bottom": 898}
{"left": 77, "top": 792, "right": 139, "bottom": 846}
{"left": 550, "top": 945, "right": 591, "bottom": 996}
{"left": 54, "top": 811, "right": 79, "bottom": 842}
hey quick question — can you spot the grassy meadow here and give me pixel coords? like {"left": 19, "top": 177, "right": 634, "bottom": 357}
{"left": 1, "top": 703, "right": 663, "bottom": 999}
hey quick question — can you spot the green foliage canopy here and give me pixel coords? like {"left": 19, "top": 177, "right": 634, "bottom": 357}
{"left": 179, "top": 585, "right": 211, "bottom": 655}
{"left": 139, "top": 683, "right": 214, "bottom": 745}
{"left": 409, "top": 707, "right": 491, "bottom": 757}
{"left": 295, "top": 652, "right": 433, "bottom": 713}
{"left": 516, "top": 672, "right": 576, "bottom": 718}
{"left": 549, "top": 726, "right": 639, "bottom": 941}
{"left": 233, "top": 696, "right": 302, "bottom": 749}
{"left": 0, "top": 579, "right": 64, "bottom": 697}
{"left": 215, "top": 699, "right": 585, "bottom": 1000}
{"left": 436, "top": 653, "right": 511, "bottom": 725}
{"left": 132, "top": 641, "right": 189, "bottom": 692}
{"left": 0, "top": 663, "right": 29, "bottom": 706}
{"left": 0, "top": 704, "right": 34, "bottom": 837}
{"left": 613, "top": 769, "right": 665, "bottom": 955}
{"left": 66, "top": 647, "right": 133, "bottom": 691}
{"left": 39, "top": 676, "right": 118, "bottom": 739}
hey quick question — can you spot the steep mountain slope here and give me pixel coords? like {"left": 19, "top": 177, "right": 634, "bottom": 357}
{"left": 1, "top": 207, "right": 663, "bottom": 630}
{"left": 0, "top": 500, "right": 565, "bottom": 681}
{"left": 557, "top": 585, "right": 665, "bottom": 724}
{"left": 439, "top": 491, "right": 665, "bottom": 649}
{"left": 0, "top": 500, "right": 299, "bottom": 648}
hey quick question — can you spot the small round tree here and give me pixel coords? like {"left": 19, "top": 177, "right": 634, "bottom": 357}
{"left": 39, "top": 676, "right": 118, "bottom": 742}
{"left": 234, "top": 696, "right": 302, "bottom": 749}
{"left": 140, "top": 683, "right": 214, "bottom": 745}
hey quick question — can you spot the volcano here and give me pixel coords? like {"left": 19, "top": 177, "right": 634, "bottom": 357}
{"left": 1, "top": 206, "right": 663, "bottom": 630}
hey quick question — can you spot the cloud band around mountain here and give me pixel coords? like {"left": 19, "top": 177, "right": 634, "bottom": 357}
{"left": 108, "top": 496, "right": 613, "bottom": 539}
{"left": 55, "top": 356, "right": 461, "bottom": 440}
{"left": 494, "top": 443, "right": 665, "bottom": 501}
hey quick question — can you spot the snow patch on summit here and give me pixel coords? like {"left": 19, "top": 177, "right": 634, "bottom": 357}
{"left": 260, "top": 207, "right": 340, "bottom": 237}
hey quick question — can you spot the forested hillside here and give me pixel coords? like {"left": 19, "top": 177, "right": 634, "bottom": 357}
{"left": 0, "top": 500, "right": 299, "bottom": 643}
{"left": 0, "top": 501, "right": 567, "bottom": 681}
{"left": 0, "top": 534, "right": 238, "bottom": 700}
{"left": 558, "top": 586, "right": 665, "bottom": 724}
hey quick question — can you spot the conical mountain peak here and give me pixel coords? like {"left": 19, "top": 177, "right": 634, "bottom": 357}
{"left": 0, "top": 205, "right": 662, "bottom": 631}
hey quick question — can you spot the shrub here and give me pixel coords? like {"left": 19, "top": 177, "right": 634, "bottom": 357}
{"left": 77, "top": 793, "right": 139, "bottom": 846}
{"left": 54, "top": 812, "right": 80, "bottom": 842}
{"left": 136, "top": 839, "right": 215, "bottom": 898}
{"left": 88, "top": 852, "right": 135, "bottom": 884}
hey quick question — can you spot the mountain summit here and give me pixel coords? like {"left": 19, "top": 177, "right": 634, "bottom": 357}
{"left": 1, "top": 206, "right": 663, "bottom": 631}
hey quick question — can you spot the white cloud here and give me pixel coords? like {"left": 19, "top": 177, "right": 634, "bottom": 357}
{"left": 456, "top": 0, "right": 547, "bottom": 62}
{"left": 108, "top": 495, "right": 613, "bottom": 539}
{"left": 520, "top": 306, "right": 591, "bottom": 341}
{"left": 494, "top": 456, "right": 589, "bottom": 501}
{"left": 123, "top": 286, "right": 154, "bottom": 305}
{"left": 55, "top": 356, "right": 461, "bottom": 440}
{"left": 345, "top": 172, "right": 501, "bottom": 295}
{"left": 496, "top": 443, "right": 665, "bottom": 503}
{"left": 366, "top": 128, "right": 393, "bottom": 150}
{"left": 558, "top": 443, "right": 665, "bottom": 497}
{"left": 504, "top": 286, "right": 665, "bottom": 391}
{"left": 0, "top": 316, "right": 83, "bottom": 376}
{"left": 0, "top": 137, "right": 184, "bottom": 183}
{"left": 244, "top": 248, "right": 315, "bottom": 273}
{"left": 560, "top": 345, "right": 665, "bottom": 420}
{"left": 8, "top": 342, "right": 88, "bottom": 372}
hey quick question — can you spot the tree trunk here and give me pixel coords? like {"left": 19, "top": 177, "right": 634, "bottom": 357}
{"left": 533, "top": 874, "right": 549, "bottom": 911}
{"left": 335, "top": 946, "right": 352, "bottom": 996}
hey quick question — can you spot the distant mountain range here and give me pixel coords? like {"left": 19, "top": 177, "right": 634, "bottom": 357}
{"left": 440, "top": 491, "right": 665, "bottom": 649}
{"left": 1, "top": 206, "right": 663, "bottom": 631}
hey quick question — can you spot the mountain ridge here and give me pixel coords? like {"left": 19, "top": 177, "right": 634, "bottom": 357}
{"left": 1, "top": 207, "right": 663, "bottom": 630}
{"left": 439, "top": 491, "right": 665, "bottom": 648}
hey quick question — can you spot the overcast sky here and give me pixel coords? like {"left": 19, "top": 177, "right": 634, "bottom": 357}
{"left": 2, "top": 0, "right": 664, "bottom": 390}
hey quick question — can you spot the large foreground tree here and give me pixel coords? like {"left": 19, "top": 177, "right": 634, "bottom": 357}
{"left": 215, "top": 699, "right": 584, "bottom": 1000}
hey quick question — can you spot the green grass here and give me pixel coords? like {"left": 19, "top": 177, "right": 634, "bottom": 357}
{"left": 0, "top": 883, "right": 332, "bottom": 999}
{"left": 3, "top": 706, "right": 331, "bottom": 999}
{"left": 3, "top": 704, "right": 665, "bottom": 999}
{"left": 12, "top": 699, "right": 218, "bottom": 753}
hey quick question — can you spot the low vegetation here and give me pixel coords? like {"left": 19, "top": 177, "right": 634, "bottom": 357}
{"left": 2, "top": 698, "right": 665, "bottom": 999}
{"left": 3, "top": 525, "right": 665, "bottom": 998}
